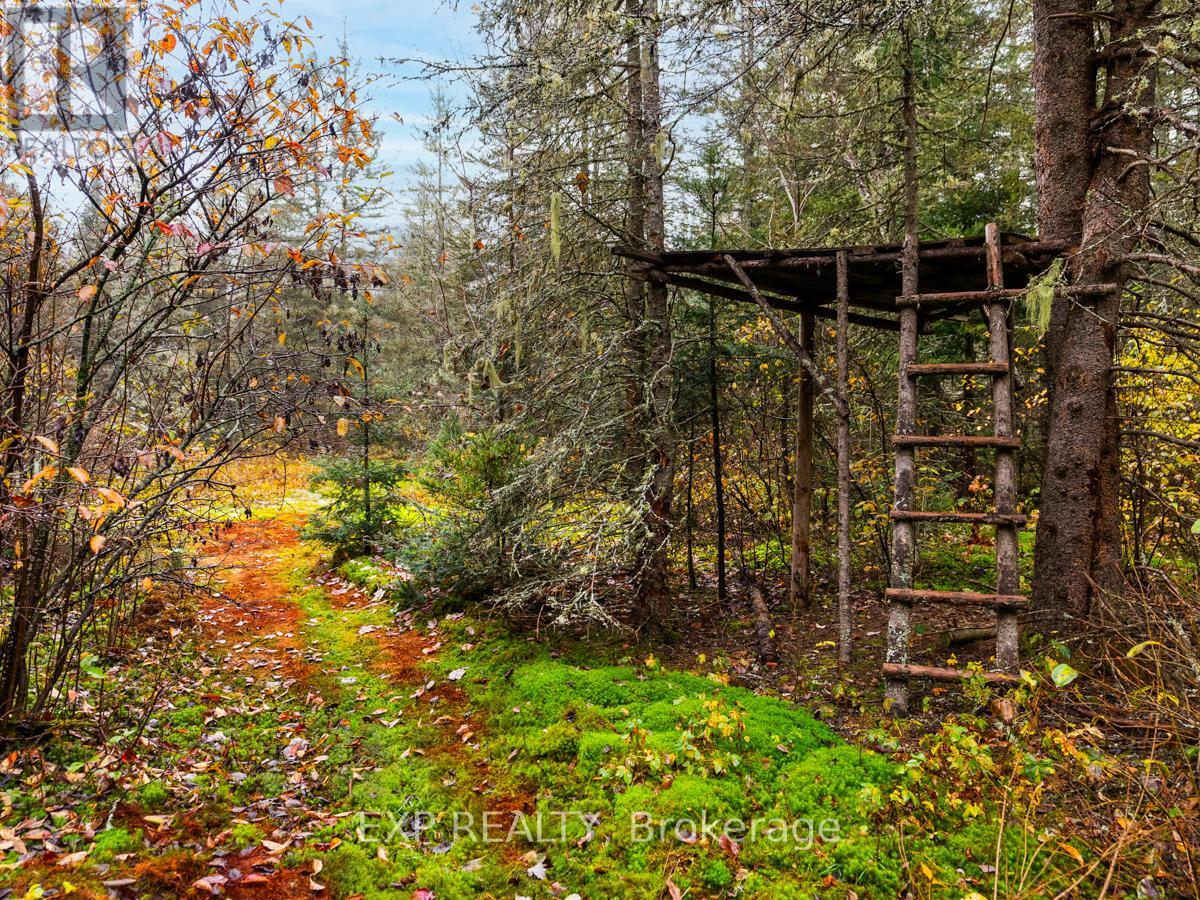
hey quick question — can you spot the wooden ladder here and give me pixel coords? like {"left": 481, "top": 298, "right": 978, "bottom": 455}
{"left": 884, "top": 223, "right": 1023, "bottom": 713}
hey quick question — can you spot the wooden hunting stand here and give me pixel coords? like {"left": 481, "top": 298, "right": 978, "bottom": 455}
{"left": 617, "top": 224, "right": 1069, "bottom": 713}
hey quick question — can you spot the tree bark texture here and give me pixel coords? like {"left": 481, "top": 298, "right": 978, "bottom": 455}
{"left": 835, "top": 254, "right": 852, "bottom": 666}
{"left": 1031, "top": 0, "right": 1158, "bottom": 626}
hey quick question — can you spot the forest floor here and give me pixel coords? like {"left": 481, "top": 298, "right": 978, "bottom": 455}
{"left": 0, "top": 493, "right": 1193, "bottom": 898}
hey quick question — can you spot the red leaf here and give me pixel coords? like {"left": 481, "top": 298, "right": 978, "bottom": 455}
{"left": 719, "top": 833, "right": 740, "bottom": 860}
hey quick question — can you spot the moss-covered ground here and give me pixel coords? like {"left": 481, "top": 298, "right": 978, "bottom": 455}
{"left": 0, "top": 501, "right": 1092, "bottom": 899}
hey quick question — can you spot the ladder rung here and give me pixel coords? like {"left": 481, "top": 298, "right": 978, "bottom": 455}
{"left": 890, "top": 509, "right": 1028, "bottom": 526}
{"left": 906, "top": 362, "right": 1009, "bottom": 378}
{"left": 896, "top": 288, "right": 1023, "bottom": 308}
{"left": 882, "top": 663, "right": 1020, "bottom": 685}
{"left": 893, "top": 434, "right": 1021, "bottom": 449}
{"left": 886, "top": 588, "right": 1028, "bottom": 609}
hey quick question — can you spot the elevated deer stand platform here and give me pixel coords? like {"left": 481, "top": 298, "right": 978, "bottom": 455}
{"left": 618, "top": 225, "right": 1074, "bottom": 714}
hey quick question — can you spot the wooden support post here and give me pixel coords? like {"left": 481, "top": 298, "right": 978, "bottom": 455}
{"left": 887, "top": 232, "right": 920, "bottom": 714}
{"left": 986, "top": 223, "right": 1021, "bottom": 675}
{"left": 790, "top": 312, "right": 814, "bottom": 608}
{"left": 835, "top": 253, "right": 852, "bottom": 665}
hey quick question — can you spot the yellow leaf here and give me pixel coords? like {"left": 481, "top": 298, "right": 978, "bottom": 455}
{"left": 34, "top": 435, "right": 59, "bottom": 453}
{"left": 1126, "top": 640, "right": 1161, "bottom": 658}
{"left": 66, "top": 467, "right": 89, "bottom": 484}
{"left": 1059, "top": 842, "right": 1085, "bottom": 865}
{"left": 278, "top": 332, "right": 287, "bottom": 346}
{"left": 141, "top": 577, "right": 153, "bottom": 592}
{"left": 95, "top": 487, "right": 126, "bottom": 508}
{"left": 89, "top": 534, "right": 106, "bottom": 554}
{"left": 336, "top": 418, "right": 349, "bottom": 437}
{"left": 347, "top": 357, "right": 365, "bottom": 379}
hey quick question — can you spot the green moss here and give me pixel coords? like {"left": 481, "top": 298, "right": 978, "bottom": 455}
{"left": 168, "top": 705, "right": 204, "bottom": 727}
{"left": 523, "top": 719, "right": 582, "bottom": 761}
{"left": 339, "top": 556, "right": 393, "bottom": 591}
{"left": 578, "top": 730, "right": 624, "bottom": 767}
{"left": 91, "top": 827, "right": 142, "bottom": 862}
{"left": 613, "top": 772, "right": 744, "bottom": 833}
{"left": 228, "top": 822, "right": 266, "bottom": 848}
{"left": 775, "top": 746, "right": 896, "bottom": 820}
{"left": 134, "top": 780, "right": 170, "bottom": 810}
{"left": 319, "top": 841, "right": 396, "bottom": 898}
{"left": 699, "top": 856, "right": 734, "bottom": 890}
{"left": 51, "top": 495, "right": 1059, "bottom": 900}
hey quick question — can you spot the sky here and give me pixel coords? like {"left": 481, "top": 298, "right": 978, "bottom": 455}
{"left": 286, "top": 0, "right": 483, "bottom": 204}
{"left": 11, "top": 0, "right": 480, "bottom": 225}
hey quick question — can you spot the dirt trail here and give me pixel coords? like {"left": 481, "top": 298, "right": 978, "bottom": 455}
{"left": 190, "top": 514, "right": 455, "bottom": 898}
{"left": 199, "top": 514, "right": 315, "bottom": 682}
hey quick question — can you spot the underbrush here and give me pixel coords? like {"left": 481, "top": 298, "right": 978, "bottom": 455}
{"left": 208, "top": 453, "right": 318, "bottom": 512}
{"left": 326, "top": 556, "right": 1120, "bottom": 897}
{"left": 6, "top": 491, "right": 1194, "bottom": 899}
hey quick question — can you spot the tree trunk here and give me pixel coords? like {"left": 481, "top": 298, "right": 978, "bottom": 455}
{"left": 629, "top": 0, "right": 674, "bottom": 629}
{"left": 1030, "top": 0, "right": 1158, "bottom": 626}
{"left": 710, "top": 298, "right": 727, "bottom": 603}
{"left": 789, "top": 312, "right": 813, "bottom": 609}
{"left": 622, "top": 0, "right": 647, "bottom": 473}
{"left": 885, "top": 28, "right": 921, "bottom": 714}
{"left": 685, "top": 428, "right": 696, "bottom": 589}
{"left": 835, "top": 254, "right": 852, "bottom": 666}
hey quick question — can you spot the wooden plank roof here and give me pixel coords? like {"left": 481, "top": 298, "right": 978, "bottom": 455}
{"left": 615, "top": 233, "right": 1065, "bottom": 331}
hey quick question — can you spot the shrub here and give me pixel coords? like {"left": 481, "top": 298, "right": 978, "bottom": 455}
{"left": 406, "top": 423, "right": 527, "bottom": 600}
{"left": 305, "top": 456, "right": 410, "bottom": 561}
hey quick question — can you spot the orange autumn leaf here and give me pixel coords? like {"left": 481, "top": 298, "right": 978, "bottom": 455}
{"left": 89, "top": 534, "right": 106, "bottom": 555}
{"left": 21, "top": 465, "right": 57, "bottom": 494}
{"left": 158, "top": 33, "right": 176, "bottom": 53}
{"left": 95, "top": 487, "right": 126, "bottom": 508}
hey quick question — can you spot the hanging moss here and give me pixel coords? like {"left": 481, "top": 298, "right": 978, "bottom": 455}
{"left": 1024, "top": 257, "right": 1063, "bottom": 338}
